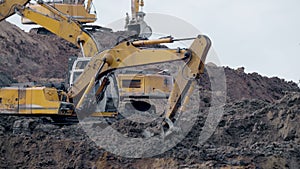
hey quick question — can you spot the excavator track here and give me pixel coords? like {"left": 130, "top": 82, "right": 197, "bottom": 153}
{"left": 50, "top": 116, "right": 79, "bottom": 125}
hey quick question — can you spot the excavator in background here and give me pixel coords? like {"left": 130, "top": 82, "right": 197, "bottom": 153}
{"left": 125, "top": 0, "right": 152, "bottom": 38}
{"left": 0, "top": 0, "right": 211, "bottom": 130}
{"left": 21, "top": 0, "right": 150, "bottom": 36}
{"left": 20, "top": 0, "right": 100, "bottom": 34}
{"left": 21, "top": 0, "right": 97, "bottom": 24}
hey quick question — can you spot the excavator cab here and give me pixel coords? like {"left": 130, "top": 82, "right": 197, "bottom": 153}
{"left": 68, "top": 57, "right": 90, "bottom": 87}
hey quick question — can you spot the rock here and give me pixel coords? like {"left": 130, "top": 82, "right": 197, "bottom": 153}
{"left": 0, "top": 125, "right": 4, "bottom": 135}
{"left": 34, "top": 124, "right": 60, "bottom": 133}
{"left": 12, "top": 119, "right": 35, "bottom": 135}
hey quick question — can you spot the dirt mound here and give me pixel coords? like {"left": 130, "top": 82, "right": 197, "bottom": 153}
{"left": 1, "top": 92, "right": 299, "bottom": 168}
{"left": 0, "top": 72, "right": 16, "bottom": 87}
{"left": 0, "top": 21, "right": 80, "bottom": 84}
{"left": 200, "top": 65, "right": 299, "bottom": 103}
{"left": 186, "top": 92, "right": 300, "bottom": 168}
{"left": 0, "top": 21, "right": 299, "bottom": 168}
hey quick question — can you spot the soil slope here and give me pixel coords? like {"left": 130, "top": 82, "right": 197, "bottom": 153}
{"left": 0, "top": 21, "right": 299, "bottom": 168}
{"left": 0, "top": 21, "right": 79, "bottom": 84}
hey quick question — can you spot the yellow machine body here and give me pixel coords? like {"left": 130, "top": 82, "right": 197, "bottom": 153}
{"left": 118, "top": 72, "right": 173, "bottom": 100}
{"left": 0, "top": 87, "right": 73, "bottom": 115}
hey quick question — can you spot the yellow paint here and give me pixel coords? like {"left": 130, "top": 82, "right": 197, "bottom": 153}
{"left": 0, "top": 87, "right": 62, "bottom": 115}
{"left": 118, "top": 73, "right": 172, "bottom": 99}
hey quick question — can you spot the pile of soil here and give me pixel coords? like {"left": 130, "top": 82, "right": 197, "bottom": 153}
{"left": 0, "top": 21, "right": 79, "bottom": 84}
{"left": 0, "top": 21, "right": 299, "bottom": 168}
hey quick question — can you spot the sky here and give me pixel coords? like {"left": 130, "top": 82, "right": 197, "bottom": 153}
{"left": 7, "top": 0, "right": 300, "bottom": 82}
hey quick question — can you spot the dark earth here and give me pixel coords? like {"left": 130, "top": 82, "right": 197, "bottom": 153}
{"left": 0, "top": 21, "right": 299, "bottom": 168}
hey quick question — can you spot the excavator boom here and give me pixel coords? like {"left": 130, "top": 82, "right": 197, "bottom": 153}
{"left": 22, "top": 2, "right": 99, "bottom": 57}
{"left": 0, "top": 0, "right": 98, "bottom": 57}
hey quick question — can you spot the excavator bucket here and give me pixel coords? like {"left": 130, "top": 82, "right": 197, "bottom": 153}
{"left": 0, "top": 0, "right": 30, "bottom": 22}
{"left": 161, "top": 35, "right": 211, "bottom": 136}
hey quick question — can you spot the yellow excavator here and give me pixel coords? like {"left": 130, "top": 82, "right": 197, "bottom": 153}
{"left": 20, "top": 0, "right": 105, "bottom": 34}
{"left": 125, "top": 0, "right": 152, "bottom": 38}
{"left": 21, "top": 0, "right": 96, "bottom": 24}
{"left": 0, "top": 0, "right": 211, "bottom": 128}
{"left": 0, "top": 0, "right": 95, "bottom": 23}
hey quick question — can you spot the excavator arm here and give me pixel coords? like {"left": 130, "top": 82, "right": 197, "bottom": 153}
{"left": 20, "top": 1, "right": 99, "bottom": 58}
{"left": 0, "top": 0, "right": 99, "bottom": 57}
{"left": 22, "top": 0, "right": 96, "bottom": 25}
